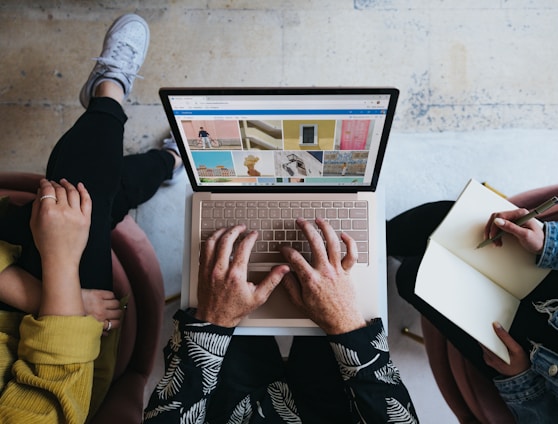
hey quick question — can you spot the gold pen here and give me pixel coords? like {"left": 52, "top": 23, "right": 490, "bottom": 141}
{"left": 476, "top": 196, "right": 558, "bottom": 249}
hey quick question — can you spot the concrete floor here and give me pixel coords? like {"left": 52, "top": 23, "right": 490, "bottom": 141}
{"left": 3, "top": 3, "right": 558, "bottom": 423}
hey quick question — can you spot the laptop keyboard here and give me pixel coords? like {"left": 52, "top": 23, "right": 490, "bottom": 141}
{"left": 200, "top": 199, "right": 369, "bottom": 263}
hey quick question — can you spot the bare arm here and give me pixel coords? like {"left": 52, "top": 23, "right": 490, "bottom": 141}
{"left": 30, "top": 179, "right": 91, "bottom": 316}
{"left": 0, "top": 266, "right": 41, "bottom": 313}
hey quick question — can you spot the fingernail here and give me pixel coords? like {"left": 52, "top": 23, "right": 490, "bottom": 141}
{"left": 494, "top": 218, "right": 505, "bottom": 226}
{"left": 493, "top": 321, "right": 502, "bottom": 329}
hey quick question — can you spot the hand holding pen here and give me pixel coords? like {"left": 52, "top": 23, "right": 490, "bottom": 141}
{"left": 477, "top": 196, "right": 558, "bottom": 251}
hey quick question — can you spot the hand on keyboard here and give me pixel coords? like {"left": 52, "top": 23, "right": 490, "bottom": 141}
{"left": 200, "top": 199, "right": 370, "bottom": 264}
{"left": 194, "top": 224, "right": 290, "bottom": 327}
{"left": 280, "top": 217, "right": 367, "bottom": 335}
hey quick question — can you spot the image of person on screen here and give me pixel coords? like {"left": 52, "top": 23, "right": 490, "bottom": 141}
{"left": 198, "top": 126, "right": 212, "bottom": 149}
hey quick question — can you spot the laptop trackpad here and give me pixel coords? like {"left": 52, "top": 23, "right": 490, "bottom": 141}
{"left": 247, "top": 271, "right": 308, "bottom": 319}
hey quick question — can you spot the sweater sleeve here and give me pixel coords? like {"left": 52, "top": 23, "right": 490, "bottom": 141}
{"left": 0, "top": 314, "right": 102, "bottom": 424}
{"left": 327, "top": 319, "right": 419, "bottom": 423}
{"left": 0, "top": 241, "right": 21, "bottom": 274}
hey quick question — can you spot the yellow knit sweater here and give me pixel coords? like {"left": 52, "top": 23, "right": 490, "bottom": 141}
{"left": 0, "top": 233, "right": 106, "bottom": 422}
{"left": 0, "top": 237, "right": 103, "bottom": 424}
{"left": 0, "top": 312, "right": 102, "bottom": 423}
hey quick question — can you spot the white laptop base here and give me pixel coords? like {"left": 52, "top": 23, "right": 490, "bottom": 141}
{"left": 180, "top": 189, "right": 387, "bottom": 335}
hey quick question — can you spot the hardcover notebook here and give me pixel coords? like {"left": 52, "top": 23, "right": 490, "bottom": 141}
{"left": 159, "top": 87, "right": 399, "bottom": 335}
{"left": 415, "top": 179, "right": 551, "bottom": 363}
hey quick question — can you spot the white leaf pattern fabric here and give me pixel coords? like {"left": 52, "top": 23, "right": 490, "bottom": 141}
{"left": 371, "top": 329, "right": 389, "bottom": 352}
{"left": 227, "top": 395, "right": 253, "bottom": 424}
{"left": 185, "top": 330, "right": 231, "bottom": 394}
{"left": 183, "top": 398, "right": 207, "bottom": 424}
{"left": 374, "top": 361, "right": 402, "bottom": 385}
{"left": 143, "top": 400, "right": 183, "bottom": 420}
{"left": 170, "top": 318, "right": 182, "bottom": 352}
{"left": 386, "top": 398, "right": 418, "bottom": 424}
{"left": 144, "top": 312, "right": 418, "bottom": 423}
{"left": 267, "top": 381, "right": 302, "bottom": 423}
{"left": 330, "top": 342, "right": 380, "bottom": 380}
{"left": 155, "top": 354, "right": 185, "bottom": 400}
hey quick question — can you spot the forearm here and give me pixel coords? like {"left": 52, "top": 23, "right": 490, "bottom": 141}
{"left": 144, "top": 308, "right": 234, "bottom": 422}
{"left": 327, "top": 319, "right": 418, "bottom": 423}
{"left": 39, "top": 257, "right": 84, "bottom": 317}
{"left": 0, "top": 266, "right": 41, "bottom": 313}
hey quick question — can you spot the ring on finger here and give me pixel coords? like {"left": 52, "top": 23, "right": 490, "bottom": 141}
{"left": 39, "top": 195, "right": 58, "bottom": 202}
{"left": 104, "top": 319, "right": 112, "bottom": 332}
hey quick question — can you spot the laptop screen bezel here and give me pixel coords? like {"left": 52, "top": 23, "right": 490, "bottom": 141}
{"left": 159, "top": 87, "right": 399, "bottom": 194}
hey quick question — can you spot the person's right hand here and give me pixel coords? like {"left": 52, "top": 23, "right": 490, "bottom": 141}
{"left": 195, "top": 225, "right": 290, "bottom": 327}
{"left": 483, "top": 208, "right": 545, "bottom": 254}
{"left": 281, "top": 218, "right": 367, "bottom": 335}
{"left": 30, "top": 178, "right": 92, "bottom": 268}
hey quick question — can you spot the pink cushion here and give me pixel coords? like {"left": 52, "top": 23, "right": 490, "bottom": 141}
{"left": 421, "top": 316, "right": 479, "bottom": 423}
{"left": 110, "top": 250, "right": 136, "bottom": 380}
{"left": 447, "top": 343, "right": 514, "bottom": 423}
{"left": 110, "top": 215, "right": 164, "bottom": 376}
{"left": 423, "top": 315, "right": 514, "bottom": 423}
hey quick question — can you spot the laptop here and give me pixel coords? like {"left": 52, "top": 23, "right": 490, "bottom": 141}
{"left": 159, "top": 87, "right": 399, "bottom": 335}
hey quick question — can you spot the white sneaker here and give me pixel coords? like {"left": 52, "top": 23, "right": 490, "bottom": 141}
{"left": 79, "top": 14, "right": 150, "bottom": 108}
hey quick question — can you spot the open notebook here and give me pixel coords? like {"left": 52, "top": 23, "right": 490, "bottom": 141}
{"left": 159, "top": 87, "right": 399, "bottom": 334}
{"left": 415, "top": 179, "right": 551, "bottom": 362}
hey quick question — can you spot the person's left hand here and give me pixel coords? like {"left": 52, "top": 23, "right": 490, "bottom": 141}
{"left": 481, "top": 322, "right": 531, "bottom": 377}
{"left": 195, "top": 224, "right": 290, "bottom": 327}
{"left": 30, "top": 178, "right": 92, "bottom": 317}
{"left": 82, "top": 289, "right": 123, "bottom": 335}
{"left": 281, "top": 218, "right": 367, "bottom": 335}
{"left": 30, "top": 178, "right": 92, "bottom": 269}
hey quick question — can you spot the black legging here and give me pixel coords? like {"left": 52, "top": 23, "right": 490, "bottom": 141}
{"left": 0, "top": 97, "right": 174, "bottom": 301}
{"left": 387, "top": 201, "right": 558, "bottom": 378}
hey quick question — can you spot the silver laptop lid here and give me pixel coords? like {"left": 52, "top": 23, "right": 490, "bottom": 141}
{"left": 159, "top": 87, "right": 399, "bottom": 194}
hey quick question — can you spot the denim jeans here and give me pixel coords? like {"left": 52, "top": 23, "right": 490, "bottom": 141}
{"left": 494, "top": 309, "right": 558, "bottom": 423}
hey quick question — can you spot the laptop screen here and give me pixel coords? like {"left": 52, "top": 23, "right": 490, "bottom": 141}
{"left": 159, "top": 87, "right": 399, "bottom": 193}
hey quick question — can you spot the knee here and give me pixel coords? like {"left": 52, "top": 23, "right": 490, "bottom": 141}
{"left": 394, "top": 258, "right": 420, "bottom": 303}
